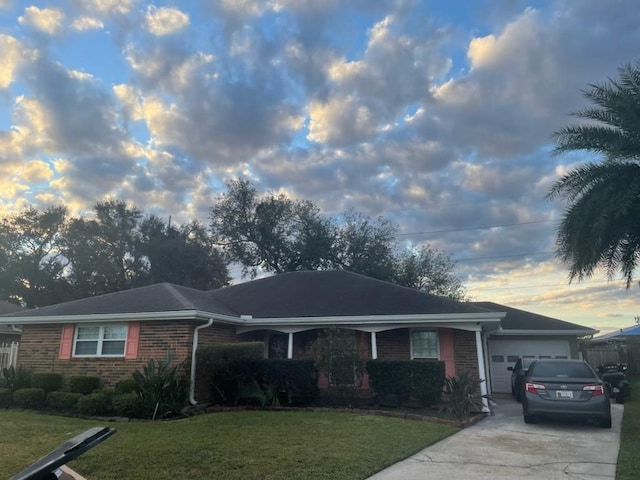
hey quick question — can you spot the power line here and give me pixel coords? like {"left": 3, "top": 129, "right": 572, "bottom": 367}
{"left": 468, "top": 279, "right": 622, "bottom": 291}
{"left": 455, "top": 251, "right": 555, "bottom": 262}
{"left": 398, "top": 219, "right": 557, "bottom": 236}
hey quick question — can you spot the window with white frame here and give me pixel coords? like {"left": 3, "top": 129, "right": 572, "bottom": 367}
{"left": 73, "top": 324, "right": 127, "bottom": 357}
{"left": 411, "top": 330, "right": 439, "bottom": 359}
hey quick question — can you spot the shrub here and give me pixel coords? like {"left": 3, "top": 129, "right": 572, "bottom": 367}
{"left": 76, "top": 391, "right": 111, "bottom": 416}
{"left": 47, "top": 391, "right": 82, "bottom": 411}
{"left": 68, "top": 375, "right": 101, "bottom": 395}
{"left": 444, "top": 372, "right": 484, "bottom": 420}
{"left": 31, "top": 373, "right": 63, "bottom": 393}
{"left": 114, "top": 378, "right": 137, "bottom": 396}
{"left": 113, "top": 393, "right": 146, "bottom": 418}
{"left": 1, "top": 365, "right": 31, "bottom": 393}
{"left": 197, "top": 343, "right": 264, "bottom": 405}
{"left": 13, "top": 388, "right": 46, "bottom": 409}
{"left": 0, "top": 387, "right": 11, "bottom": 408}
{"left": 133, "top": 359, "right": 187, "bottom": 419}
{"left": 312, "top": 328, "right": 365, "bottom": 388}
{"left": 257, "top": 359, "right": 318, "bottom": 405}
{"left": 367, "top": 359, "right": 445, "bottom": 407}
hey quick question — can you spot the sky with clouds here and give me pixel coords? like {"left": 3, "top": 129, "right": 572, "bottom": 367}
{"left": 1, "top": 0, "right": 639, "bottom": 334}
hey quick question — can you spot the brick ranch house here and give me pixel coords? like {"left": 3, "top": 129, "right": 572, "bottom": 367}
{"left": 0, "top": 270, "right": 595, "bottom": 411}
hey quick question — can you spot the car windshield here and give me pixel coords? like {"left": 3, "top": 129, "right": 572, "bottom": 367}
{"left": 530, "top": 361, "right": 595, "bottom": 378}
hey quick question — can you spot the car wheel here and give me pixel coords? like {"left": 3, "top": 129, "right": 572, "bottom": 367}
{"left": 600, "top": 417, "right": 612, "bottom": 429}
{"left": 523, "top": 414, "right": 537, "bottom": 424}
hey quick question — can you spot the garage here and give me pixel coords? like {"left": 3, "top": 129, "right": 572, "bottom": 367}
{"left": 487, "top": 339, "right": 572, "bottom": 393}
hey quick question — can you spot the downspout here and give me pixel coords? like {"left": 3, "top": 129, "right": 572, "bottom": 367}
{"left": 189, "top": 318, "right": 214, "bottom": 406}
{"left": 11, "top": 325, "right": 22, "bottom": 333}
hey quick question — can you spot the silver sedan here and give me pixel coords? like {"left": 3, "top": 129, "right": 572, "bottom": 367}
{"left": 521, "top": 359, "right": 612, "bottom": 428}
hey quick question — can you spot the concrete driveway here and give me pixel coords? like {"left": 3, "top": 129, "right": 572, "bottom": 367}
{"left": 369, "top": 395, "right": 623, "bottom": 480}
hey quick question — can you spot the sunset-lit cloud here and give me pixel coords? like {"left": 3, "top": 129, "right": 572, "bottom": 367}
{"left": 0, "top": 0, "right": 638, "bottom": 333}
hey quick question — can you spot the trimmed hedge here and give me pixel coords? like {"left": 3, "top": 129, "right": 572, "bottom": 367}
{"left": 256, "top": 359, "right": 319, "bottom": 405}
{"left": 366, "top": 359, "right": 445, "bottom": 406}
{"left": 31, "top": 373, "right": 63, "bottom": 393}
{"left": 113, "top": 393, "right": 146, "bottom": 418}
{"left": 13, "top": 388, "right": 46, "bottom": 409}
{"left": 0, "top": 387, "right": 11, "bottom": 408}
{"left": 197, "top": 342, "right": 265, "bottom": 405}
{"left": 47, "top": 391, "right": 83, "bottom": 411}
{"left": 77, "top": 391, "right": 111, "bottom": 416}
{"left": 68, "top": 376, "right": 101, "bottom": 395}
{"left": 114, "top": 378, "right": 137, "bottom": 396}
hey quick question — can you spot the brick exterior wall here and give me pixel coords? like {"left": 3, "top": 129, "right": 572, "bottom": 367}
{"left": 452, "top": 329, "right": 479, "bottom": 377}
{"left": 376, "top": 328, "right": 410, "bottom": 359}
{"left": 17, "top": 321, "right": 241, "bottom": 388}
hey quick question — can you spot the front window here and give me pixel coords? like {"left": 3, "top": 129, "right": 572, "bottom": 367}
{"left": 411, "top": 330, "right": 439, "bottom": 359}
{"left": 74, "top": 324, "right": 127, "bottom": 357}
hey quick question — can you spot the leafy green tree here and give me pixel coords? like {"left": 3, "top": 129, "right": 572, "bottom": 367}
{"left": 139, "top": 216, "right": 229, "bottom": 289}
{"left": 210, "top": 179, "right": 335, "bottom": 277}
{"left": 0, "top": 206, "right": 72, "bottom": 306}
{"left": 333, "top": 211, "right": 397, "bottom": 282}
{"left": 64, "top": 200, "right": 145, "bottom": 297}
{"left": 210, "top": 179, "right": 466, "bottom": 298}
{"left": 548, "top": 61, "right": 640, "bottom": 287}
{"left": 394, "top": 246, "right": 466, "bottom": 300}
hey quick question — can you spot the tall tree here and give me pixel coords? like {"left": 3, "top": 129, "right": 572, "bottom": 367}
{"left": 333, "top": 210, "right": 397, "bottom": 282}
{"left": 0, "top": 206, "right": 72, "bottom": 307}
{"left": 210, "top": 179, "right": 466, "bottom": 298}
{"left": 210, "top": 179, "right": 335, "bottom": 277}
{"left": 65, "top": 200, "right": 145, "bottom": 297}
{"left": 139, "top": 216, "right": 229, "bottom": 289}
{"left": 548, "top": 61, "right": 640, "bottom": 287}
{"left": 393, "top": 246, "right": 466, "bottom": 300}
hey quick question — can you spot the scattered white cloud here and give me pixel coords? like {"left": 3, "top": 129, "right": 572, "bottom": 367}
{"left": 18, "top": 6, "right": 65, "bottom": 35}
{"left": 71, "top": 16, "right": 104, "bottom": 31}
{"left": 145, "top": 6, "right": 189, "bottom": 36}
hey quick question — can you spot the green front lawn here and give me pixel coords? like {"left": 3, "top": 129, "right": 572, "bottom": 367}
{"left": 617, "top": 380, "right": 640, "bottom": 480}
{"left": 0, "top": 410, "right": 457, "bottom": 480}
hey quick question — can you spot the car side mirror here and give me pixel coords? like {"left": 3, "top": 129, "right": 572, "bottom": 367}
{"left": 507, "top": 366, "right": 514, "bottom": 371}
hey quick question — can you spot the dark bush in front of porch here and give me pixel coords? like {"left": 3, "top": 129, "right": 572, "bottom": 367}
{"left": 367, "top": 359, "right": 445, "bottom": 407}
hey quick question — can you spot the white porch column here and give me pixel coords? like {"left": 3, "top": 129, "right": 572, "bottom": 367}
{"left": 371, "top": 332, "right": 378, "bottom": 360}
{"left": 475, "top": 330, "right": 490, "bottom": 413}
{"left": 287, "top": 332, "right": 294, "bottom": 359}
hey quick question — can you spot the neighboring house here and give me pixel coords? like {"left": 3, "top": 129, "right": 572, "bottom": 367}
{"left": 0, "top": 301, "right": 23, "bottom": 370}
{"left": 0, "top": 301, "right": 23, "bottom": 343}
{"left": 0, "top": 271, "right": 596, "bottom": 410}
{"left": 590, "top": 324, "right": 640, "bottom": 345}
{"left": 472, "top": 301, "right": 597, "bottom": 393}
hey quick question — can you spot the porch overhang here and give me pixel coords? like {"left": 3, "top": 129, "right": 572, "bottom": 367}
{"left": 234, "top": 312, "right": 504, "bottom": 334}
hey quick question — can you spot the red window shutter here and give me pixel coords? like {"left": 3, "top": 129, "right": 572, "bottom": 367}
{"left": 59, "top": 325, "right": 74, "bottom": 359}
{"left": 438, "top": 328, "right": 456, "bottom": 378}
{"left": 125, "top": 322, "right": 140, "bottom": 359}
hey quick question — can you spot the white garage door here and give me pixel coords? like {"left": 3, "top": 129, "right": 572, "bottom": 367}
{"left": 488, "top": 339, "right": 571, "bottom": 393}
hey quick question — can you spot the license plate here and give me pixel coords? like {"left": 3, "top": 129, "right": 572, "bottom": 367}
{"left": 556, "top": 390, "right": 573, "bottom": 399}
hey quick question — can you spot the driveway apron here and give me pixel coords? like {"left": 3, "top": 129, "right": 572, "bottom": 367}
{"left": 368, "top": 395, "right": 623, "bottom": 480}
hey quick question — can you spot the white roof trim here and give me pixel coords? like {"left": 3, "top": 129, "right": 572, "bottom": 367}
{"left": 0, "top": 310, "right": 240, "bottom": 325}
{"left": 0, "top": 310, "right": 504, "bottom": 327}
{"left": 491, "top": 329, "right": 598, "bottom": 336}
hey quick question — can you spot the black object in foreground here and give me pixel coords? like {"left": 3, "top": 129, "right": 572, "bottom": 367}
{"left": 10, "top": 427, "right": 116, "bottom": 480}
